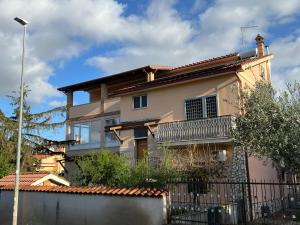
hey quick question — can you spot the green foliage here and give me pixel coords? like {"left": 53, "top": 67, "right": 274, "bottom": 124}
{"left": 0, "top": 151, "right": 14, "bottom": 178}
{"left": 233, "top": 81, "right": 300, "bottom": 174}
{"left": 0, "top": 86, "right": 65, "bottom": 177}
{"left": 76, "top": 150, "right": 131, "bottom": 186}
{"left": 5, "top": 87, "right": 66, "bottom": 146}
{"left": 76, "top": 147, "right": 177, "bottom": 188}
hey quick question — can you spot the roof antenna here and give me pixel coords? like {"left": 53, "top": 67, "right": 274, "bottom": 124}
{"left": 240, "top": 26, "right": 259, "bottom": 47}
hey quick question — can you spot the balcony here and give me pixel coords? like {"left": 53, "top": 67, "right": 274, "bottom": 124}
{"left": 156, "top": 116, "right": 233, "bottom": 145}
{"left": 104, "top": 97, "right": 120, "bottom": 113}
{"left": 69, "top": 101, "right": 101, "bottom": 119}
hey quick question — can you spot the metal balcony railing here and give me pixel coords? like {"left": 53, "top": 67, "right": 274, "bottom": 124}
{"left": 156, "top": 116, "right": 233, "bottom": 143}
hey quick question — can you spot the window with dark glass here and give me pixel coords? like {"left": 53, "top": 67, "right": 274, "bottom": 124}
{"left": 185, "top": 95, "right": 217, "bottom": 120}
{"left": 133, "top": 95, "right": 147, "bottom": 109}
{"left": 206, "top": 96, "right": 217, "bottom": 118}
{"left": 134, "top": 127, "right": 148, "bottom": 138}
{"left": 185, "top": 98, "right": 203, "bottom": 120}
{"left": 105, "top": 117, "right": 120, "bottom": 147}
{"left": 70, "top": 120, "right": 101, "bottom": 150}
{"left": 133, "top": 96, "right": 141, "bottom": 109}
{"left": 141, "top": 95, "right": 147, "bottom": 107}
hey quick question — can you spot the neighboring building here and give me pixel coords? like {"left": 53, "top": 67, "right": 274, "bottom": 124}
{"left": 58, "top": 35, "right": 275, "bottom": 182}
{"left": 33, "top": 141, "right": 71, "bottom": 175}
{"left": 0, "top": 172, "right": 70, "bottom": 187}
{"left": 34, "top": 153, "right": 65, "bottom": 174}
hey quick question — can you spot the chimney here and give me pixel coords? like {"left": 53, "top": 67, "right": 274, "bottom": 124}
{"left": 255, "top": 34, "right": 265, "bottom": 57}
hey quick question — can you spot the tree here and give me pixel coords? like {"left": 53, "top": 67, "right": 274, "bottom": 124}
{"left": 233, "top": 81, "right": 300, "bottom": 177}
{"left": 0, "top": 87, "right": 65, "bottom": 177}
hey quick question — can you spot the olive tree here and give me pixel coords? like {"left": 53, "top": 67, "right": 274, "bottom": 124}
{"left": 233, "top": 81, "right": 300, "bottom": 177}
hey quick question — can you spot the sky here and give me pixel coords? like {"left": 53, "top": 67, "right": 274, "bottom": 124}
{"left": 0, "top": 0, "right": 300, "bottom": 140}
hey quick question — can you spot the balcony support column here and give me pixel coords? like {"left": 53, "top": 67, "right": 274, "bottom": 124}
{"left": 66, "top": 91, "right": 73, "bottom": 141}
{"left": 100, "top": 84, "right": 108, "bottom": 146}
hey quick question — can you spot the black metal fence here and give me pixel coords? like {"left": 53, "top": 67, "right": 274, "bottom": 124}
{"left": 166, "top": 179, "right": 300, "bottom": 225}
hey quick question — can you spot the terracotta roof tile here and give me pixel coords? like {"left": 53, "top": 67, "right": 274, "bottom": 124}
{"left": 0, "top": 185, "right": 167, "bottom": 198}
{"left": 171, "top": 53, "right": 239, "bottom": 71}
{"left": 0, "top": 172, "right": 50, "bottom": 186}
{"left": 111, "top": 60, "right": 244, "bottom": 96}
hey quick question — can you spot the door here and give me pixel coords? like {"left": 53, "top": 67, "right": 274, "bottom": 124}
{"left": 136, "top": 138, "right": 147, "bottom": 160}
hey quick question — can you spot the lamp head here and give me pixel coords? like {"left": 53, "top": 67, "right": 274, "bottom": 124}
{"left": 14, "top": 17, "right": 28, "bottom": 26}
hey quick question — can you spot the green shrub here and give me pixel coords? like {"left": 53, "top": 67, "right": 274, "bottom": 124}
{"left": 76, "top": 150, "right": 131, "bottom": 187}
{"left": 76, "top": 147, "right": 178, "bottom": 188}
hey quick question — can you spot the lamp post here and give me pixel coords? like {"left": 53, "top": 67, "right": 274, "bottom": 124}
{"left": 12, "top": 16, "right": 28, "bottom": 225}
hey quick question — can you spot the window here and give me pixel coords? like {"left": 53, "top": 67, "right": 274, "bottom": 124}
{"left": 206, "top": 96, "right": 218, "bottom": 118}
{"left": 185, "top": 98, "right": 203, "bottom": 120}
{"left": 134, "top": 127, "right": 148, "bottom": 139}
{"left": 260, "top": 66, "right": 265, "bottom": 79}
{"left": 70, "top": 120, "right": 101, "bottom": 150}
{"left": 185, "top": 95, "right": 217, "bottom": 120}
{"left": 133, "top": 95, "right": 147, "bottom": 109}
{"left": 105, "top": 117, "right": 120, "bottom": 147}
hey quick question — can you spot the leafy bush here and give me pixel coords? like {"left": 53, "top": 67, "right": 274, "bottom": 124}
{"left": 76, "top": 150, "right": 131, "bottom": 186}
{"left": 76, "top": 148, "right": 177, "bottom": 188}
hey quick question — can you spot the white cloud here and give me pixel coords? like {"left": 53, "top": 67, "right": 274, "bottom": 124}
{"left": 1, "top": 0, "right": 300, "bottom": 106}
{"left": 86, "top": 0, "right": 300, "bottom": 89}
{"left": 49, "top": 100, "right": 66, "bottom": 108}
{"left": 270, "top": 34, "right": 300, "bottom": 88}
{"left": 0, "top": 0, "right": 131, "bottom": 104}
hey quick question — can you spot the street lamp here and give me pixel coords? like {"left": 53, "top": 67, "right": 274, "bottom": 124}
{"left": 12, "top": 16, "right": 28, "bottom": 225}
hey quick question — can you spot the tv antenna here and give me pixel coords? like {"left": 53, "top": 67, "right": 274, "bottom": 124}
{"left": 240, "top": 25, "right": 259, "bottom": 47}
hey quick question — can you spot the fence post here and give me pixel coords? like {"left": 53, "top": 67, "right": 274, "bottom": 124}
{"left": 241, "top": 182, "right": 247, "bottom": 225}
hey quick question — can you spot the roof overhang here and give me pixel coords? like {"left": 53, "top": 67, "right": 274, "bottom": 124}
{"left": 58, "top": 65, "right": 172, "bottom": 93}
{"left": 110, "top": 66, "right": 240, "bottom": 97}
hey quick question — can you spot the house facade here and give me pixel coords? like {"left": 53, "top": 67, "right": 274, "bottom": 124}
{"left": 58, "top": 35, "right": 274, "bottom": 181}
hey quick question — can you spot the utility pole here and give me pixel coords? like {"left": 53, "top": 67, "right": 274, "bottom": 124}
{"left": 12, "top": 16, "right": 28, "bottom": 225}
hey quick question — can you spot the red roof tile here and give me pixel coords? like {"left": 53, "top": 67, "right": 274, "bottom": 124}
{"left": 0, "top": 185, "right": 167, "bottom": 198}
{"left": 110, "top": 60, "right": 244, "bottom": 96}
{"left": 0, "top": 172, "right": 50, "bottom": 186}
{"left": 171, "top": 53, "right": 239, "bottom": 71}
{"left": 57, "top": 53, "right": 236, "bottom": 93}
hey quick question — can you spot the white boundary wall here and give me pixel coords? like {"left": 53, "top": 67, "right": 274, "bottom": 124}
{"left": 0, "top": 190, "right": 167, "bottom": 225}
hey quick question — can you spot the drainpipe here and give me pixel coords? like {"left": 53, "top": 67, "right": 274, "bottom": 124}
{"left": 265, "top": 45, "right": 272, "bottom": 80}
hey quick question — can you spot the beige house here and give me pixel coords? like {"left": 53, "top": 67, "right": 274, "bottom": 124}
{"left": 58, "top": 35, "right": 274, "bottom": 181}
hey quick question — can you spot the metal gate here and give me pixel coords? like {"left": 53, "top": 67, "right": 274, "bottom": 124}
{"left": 167, "top": 179, "right": 300, "bottom": 225}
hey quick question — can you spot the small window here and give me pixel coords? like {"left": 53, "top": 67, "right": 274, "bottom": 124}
{"left": 260, "top": 66, "right": 265, "bottom": 79}
{"left": 105, "top": 118, "right": 120, "bottom": 126}
{"left": 134, "top": 127, "right": 148, "bottom": 138}
{"left": 133, "top": 95, "right": 147, "bottom": 109}
{"left": 141, "top": 95, "right": 147, "bottom": 107}
{"left": 133, "top": 96, "right": 141, "bottom": 108}
{"left": 105, "top": 117, "right": 120, "bottom": 147}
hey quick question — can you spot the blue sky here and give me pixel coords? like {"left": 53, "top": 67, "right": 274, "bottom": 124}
{"left": 1, "top": 0, "right": 300, "bottom": 141}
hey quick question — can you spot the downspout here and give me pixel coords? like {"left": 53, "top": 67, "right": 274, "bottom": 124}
{"left": 265, "top": 45, "right": 272, "bottom": 80}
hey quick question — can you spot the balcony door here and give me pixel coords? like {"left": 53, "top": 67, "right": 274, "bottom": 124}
{"left": 134, "top": 127, "right": 148, "bottom": 160}
{"left": 136, "top": 139, "right": 148, "bottom": 160}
